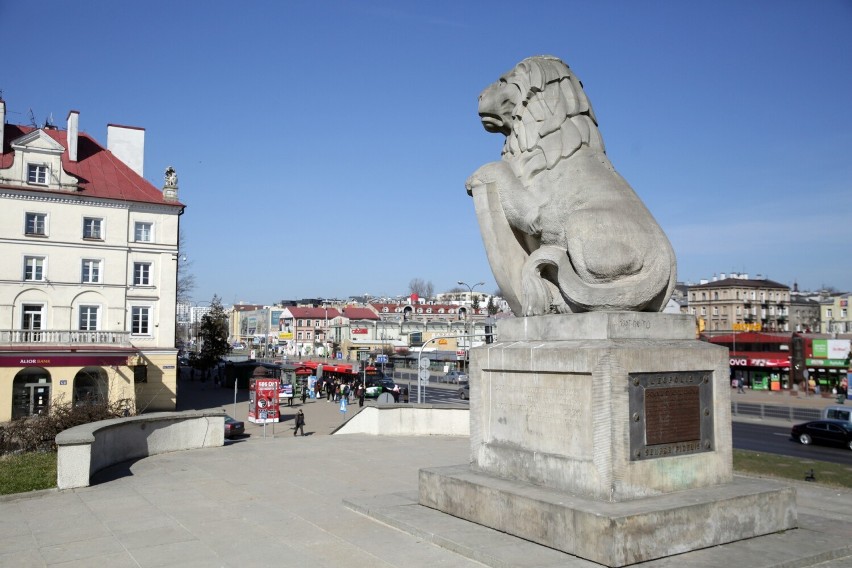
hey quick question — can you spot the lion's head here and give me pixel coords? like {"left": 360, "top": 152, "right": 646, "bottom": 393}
{"left": 477, "top": 56, "right": 605, "bottom": 182}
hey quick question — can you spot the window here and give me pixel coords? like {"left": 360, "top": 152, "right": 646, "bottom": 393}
{"left": 133, "top": 262, "right": 151, "bottom": 286}
{"left": 134, "top": 222, "right": 153, "bottom": 242}
{"left": 297, "top": 332, "right": 303, "bottom": 340}
{"left": 25, "top": 213, "right": 47, "bottom": 236}
{"left": 736, "top": 307, "right": 742, "bottom": 315}
{"left": 306, "top": 331, "right": 312, "bottom": 340}
{"left": 83, "top": 217, "right": 103, "bottom": 240}
{"left": 712, "top": 307, "right": 718, "bottom": 316}
{"left": 826, "top": 309, "right": 833, "bottom": 318}
{"left": 131, "top": 306, "right": 150, "bottom": 335}
{"left": 79, "top": 306, "right": 99, "bottom": 331}
{"left": 700, "top": 307, "right": 706, "bottom": 316}
{"left": 314, "top": 320, "right": 320, "bottom": 327}
{"left": 842, "top": 309, "right": 848, "bottom": 318}
{"left": 82, "top": 259, "right": 102, "bottom": 283}
{"left": 27, "top": 164, "right": 48, "bottom": 185}
{"left": 24, "top": 256, "right": 45, "bottom": 281}
{"left": 713, "top": 292, "right": 719, "bottom": 300}
{"left": 22, "top": 304, "right": 43, "bottom": 341}
{"left": 297, "top": 319, "right": 303, "bottom": 327}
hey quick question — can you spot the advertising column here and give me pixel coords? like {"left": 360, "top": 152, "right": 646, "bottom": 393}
{"left": 248, "top": 378, "right": 281, "bottom": 424}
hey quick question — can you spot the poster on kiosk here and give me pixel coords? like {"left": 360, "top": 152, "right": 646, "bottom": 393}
{"left": 248, "top": 378, "right": 280, "bottom": 424}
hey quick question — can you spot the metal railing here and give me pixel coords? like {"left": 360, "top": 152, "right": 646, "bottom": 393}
{"left": 0, "top": 330, "right": 131, "bottom": 346}
{"left": 731, "top": 401, "right": 820, "bottom": 423}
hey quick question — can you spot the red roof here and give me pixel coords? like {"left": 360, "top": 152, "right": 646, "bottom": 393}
{"left": 285, "top": 307, "right": 341, "bottom": 319}
{"left": 708, "top": 333, "right": 791, "bottom": 344}
{"left": 342, "top": 307, "right": 379, "bottom": 320}
{"left": 1, "top": 124, "right": 183, "bottom": 208}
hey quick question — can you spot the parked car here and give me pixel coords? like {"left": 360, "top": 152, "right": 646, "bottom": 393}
{"left": 441, "top": 370, "right": 468, "bottom": 384}
{"left": 459, "top": 384, "right": 469, "bottom": 400}
{"left": 791, "top": 419, "right": 852, "bottom": 450}
{"left": 224, "top": 415, "right": 245, "bottom": 438}
{"left": 364, "top": 377, "right": 397, "bottom": 399}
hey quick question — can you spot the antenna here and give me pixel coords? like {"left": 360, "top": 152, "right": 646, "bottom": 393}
{"left": 28, "top": 108, "right": 37, "bottom": 127}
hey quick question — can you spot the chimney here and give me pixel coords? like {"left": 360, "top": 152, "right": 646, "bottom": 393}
{"left": 66, "top": 110, "right": 79, "bottom": 162}
{"left": 107, "top": 124, "right": 145, "bottom": 176}
{"left": 0, "top": 98, "right": 5, "bottom": 153}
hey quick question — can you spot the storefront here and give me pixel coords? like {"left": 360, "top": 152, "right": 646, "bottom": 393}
{"left": 801, "top": 338, "right": 851, "bottom": 392}
{"left": 729, "top": 355, "right": 791, "bottom": 390}
{"left": 0, "top": 350, "right": 150, "bottom": 422}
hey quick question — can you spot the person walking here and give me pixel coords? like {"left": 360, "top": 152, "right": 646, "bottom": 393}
{"left": 293, "top": 409, "right": 305, "bottom": 436}
{"left": 737, "top": 377, "right": 745, "bottom": 394}
{"left": 300, "top": 382, "right": 307, "bottom": 404}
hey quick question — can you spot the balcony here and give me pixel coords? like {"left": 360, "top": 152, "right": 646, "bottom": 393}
{"left": 0, "top": 330, "right": 132, "bottom": 347}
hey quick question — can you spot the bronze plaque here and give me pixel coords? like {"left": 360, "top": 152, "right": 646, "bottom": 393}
{"left": 629, "top": 371, "right": 714, "bottom": 461}
{"left": 644, "top": 386, "right": 700, "bottom": 445}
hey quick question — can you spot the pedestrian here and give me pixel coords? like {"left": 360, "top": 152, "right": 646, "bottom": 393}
{"left": 293, "top": 409, "right": 305, "bottom": 436}
{"left": 300, "top": 383, "right": 307, "bottom": 404}
{"left": 358, "top": 383, "right": 365, "bottom": 407}
{"left": 392, "top": 384, "right": 400, "bottom": 403}
{"left": 737, "top": 378, "right": 745, "bottom": 394}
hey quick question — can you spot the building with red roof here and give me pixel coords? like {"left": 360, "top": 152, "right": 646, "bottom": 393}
{"left": 0, "top": 99, "right": 184, "bottom": 420}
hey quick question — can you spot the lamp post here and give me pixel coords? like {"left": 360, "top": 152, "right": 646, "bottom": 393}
{"left": 458, "top": 280, "right": 484, "bottom": 374}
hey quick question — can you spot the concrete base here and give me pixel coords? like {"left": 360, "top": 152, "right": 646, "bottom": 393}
{"left": 419, "top": 464, "right": 797, "bottom": 567}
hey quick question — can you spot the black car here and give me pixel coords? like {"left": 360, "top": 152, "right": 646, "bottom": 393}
{"left": 224, "top": 415, "right": 245, "bottom": 439}
{"left": 459, "top": 384, "right": 470, "bottom": 400}
{"left": 791, "top": 419, "right": 852, "bottom": 450}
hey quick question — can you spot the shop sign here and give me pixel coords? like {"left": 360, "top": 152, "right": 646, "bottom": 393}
{"left": 748, "top": 358, "right": 789, "bottom": 367}
{"left": 733, "top": 323, "right": 762, "bottom": 332}
{"left": 278, "top": 332, "right": 293, "bottom": 340}
{"left": 730, "top": 358, "right": 748, "bottom": 366}
{"left": 811, "top": 339, "right": 850, "bottom": 359}
{"left": 0, "top": 354, "right": 132, "bottom": 367}
{"left": 352, "top": 328, "right": 368, "bottom": 335}
{"left": 805, "top": 358, "right": 849, "bottom": 368}
{"left": 438, "top": 339, "right": 448, "bottom": 345}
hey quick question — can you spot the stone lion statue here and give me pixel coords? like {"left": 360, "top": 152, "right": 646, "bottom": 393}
{"left": 465, "top": 55, "right": 676, "bottom": 316}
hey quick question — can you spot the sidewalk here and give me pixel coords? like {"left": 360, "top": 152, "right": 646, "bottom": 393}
{"left": 2, "top": 375, "right": 851, "bottom": 567}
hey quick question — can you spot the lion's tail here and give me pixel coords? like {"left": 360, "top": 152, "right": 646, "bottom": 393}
{"left": 521, "top": 245, "right": 674, "bottom": 315}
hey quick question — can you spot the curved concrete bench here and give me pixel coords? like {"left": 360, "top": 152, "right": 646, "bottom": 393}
{"left": 334, "top": 405, "right": 469, "bottom": 436}
{"left": 56, "top": 411, "right": 225, "bottom": 490}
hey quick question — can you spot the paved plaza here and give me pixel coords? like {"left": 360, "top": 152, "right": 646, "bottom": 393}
{"left": 2, "top": 376, "right": 852, "bottom": 567}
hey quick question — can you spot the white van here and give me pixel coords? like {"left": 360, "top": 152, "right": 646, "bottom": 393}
{"left": 822, "top": 406, "right": 852, "bottom": 424}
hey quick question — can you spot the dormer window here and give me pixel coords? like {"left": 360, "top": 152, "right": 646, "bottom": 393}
{"left": 27, "top": 164, "right": 49, "bottom": 185}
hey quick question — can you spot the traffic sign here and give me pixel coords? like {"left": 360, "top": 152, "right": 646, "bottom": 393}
{"left": 419, "top": 357, "right": 430, "bottom": 369}
{"left": 418, "top": 368, "right": 430, "bottom": 382}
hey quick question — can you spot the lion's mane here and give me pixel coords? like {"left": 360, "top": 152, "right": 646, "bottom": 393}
{"left": 500, "top": 56, "right": 607, "bottom": 186}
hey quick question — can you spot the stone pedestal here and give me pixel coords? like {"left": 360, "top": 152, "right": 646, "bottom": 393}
{"left": 419, "top": 313, "right": 796, "bottom": 567}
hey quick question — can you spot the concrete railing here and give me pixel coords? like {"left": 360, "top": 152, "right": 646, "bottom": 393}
{"left": 334, "top": 405, "right": 469, "bottom": 436}
{"left": 56, "top": 411, "right": 225, "bottom": 490}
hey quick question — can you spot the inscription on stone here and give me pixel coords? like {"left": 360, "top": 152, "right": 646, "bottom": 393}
{"left": 629, "top": 371, "right": 714, "bottom": 461}
{"left": 644, "top": 386, "right": 700, "bottom": 445}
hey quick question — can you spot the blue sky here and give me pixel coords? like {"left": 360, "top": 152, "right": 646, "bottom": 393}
{"left": 4, "top": 1, "right": 851, "bottom": 304}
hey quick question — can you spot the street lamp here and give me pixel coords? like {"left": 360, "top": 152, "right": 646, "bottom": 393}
{"left": 458, "top": 280, "right": 484, "bottom": 374}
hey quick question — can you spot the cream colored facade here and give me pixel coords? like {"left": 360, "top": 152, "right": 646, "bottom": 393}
{"left": 688, "top": 275, "right": 790, "bottom": 334}
{"left": 0, "top": 103, "right": 182, "bottom": 421}
{"left": 821, "top": 295, "right": 852, "bottom": 334}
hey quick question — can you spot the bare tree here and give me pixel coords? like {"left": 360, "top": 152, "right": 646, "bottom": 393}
{"left": 408, "top": 278, "right": 434, "bottom": 299}
{"left": 176, "top": 231, "right": 195, "bottom": 304}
